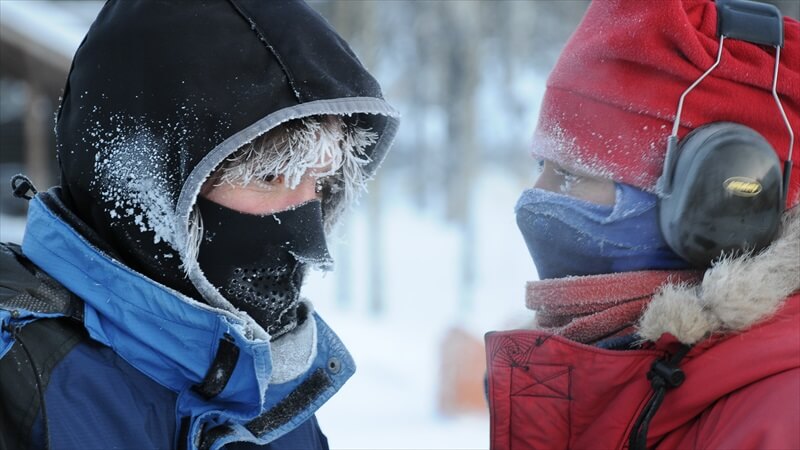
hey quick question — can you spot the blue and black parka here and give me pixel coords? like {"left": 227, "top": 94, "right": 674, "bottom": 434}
{"left": 0, "top": 0, "right": 398, "bottom": 448}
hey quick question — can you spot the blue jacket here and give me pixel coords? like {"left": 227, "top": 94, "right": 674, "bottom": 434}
{"left": 2, "top": 1, "right": 399, "bottom": 448}
{"left": 0, "top": 192, "right": 354, "bottom": 449}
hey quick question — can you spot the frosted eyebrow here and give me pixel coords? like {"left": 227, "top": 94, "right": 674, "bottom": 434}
{"left": 552, "top": 164, "right": 579, "bottom": 180}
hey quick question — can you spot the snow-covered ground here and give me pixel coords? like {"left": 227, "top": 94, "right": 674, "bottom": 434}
{"left": 0, "top": 166, "right": 537, "bottom": 449}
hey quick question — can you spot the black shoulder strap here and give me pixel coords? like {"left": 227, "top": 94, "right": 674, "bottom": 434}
{"left": 0, "top": 242, "right": 87, "bottom": 449}
{"left": 0, "top": 318, "right": 86, "bottom": 450}
{"left": 0, "top": 243, "right": 83, "bottom": 321}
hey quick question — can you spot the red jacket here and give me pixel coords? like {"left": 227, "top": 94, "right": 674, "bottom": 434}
{"left": 487, "top": 212, "right": 800, "bottom": 449}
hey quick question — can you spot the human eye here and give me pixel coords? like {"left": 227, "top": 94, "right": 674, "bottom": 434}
{"left": 260, "top": 174, "right": 283, "bottom": 185}
{"left": 245, "top": 174, "right": 284, "bottom": 192}
{"left": 314, "top": 174, "right": 342, "bottom": 198}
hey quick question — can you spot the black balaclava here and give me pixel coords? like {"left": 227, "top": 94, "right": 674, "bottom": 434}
{"left": 195, "top": 196, "right": 331, "bottom": 339}
{"left": 54, "top": 0, "right": 399, "bottom": 338}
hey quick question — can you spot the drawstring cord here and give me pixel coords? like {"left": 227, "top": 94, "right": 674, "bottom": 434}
{"left": 629, "top": 344, "right": 691, "bottom": 450}
{"left": 3, "top": 323, "right": 50, "bottom": 450}
{"left": 11, "top": 174, "right": 38, "bottom": 201}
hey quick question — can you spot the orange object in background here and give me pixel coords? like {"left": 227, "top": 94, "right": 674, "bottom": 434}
{"left": 437, "top": 326, "right": 488, "bottom": 416}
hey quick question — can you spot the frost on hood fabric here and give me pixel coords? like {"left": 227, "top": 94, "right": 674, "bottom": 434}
{"left": 55, "top": 0, "right": 399, "bottom": 340}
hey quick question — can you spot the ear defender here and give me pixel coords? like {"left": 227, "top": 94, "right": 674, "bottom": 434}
{"left": 656, "top": 0, "right": 794, "bottom": 268}
{"left": 659, "top": 123, "right": 783, "bottom": 266}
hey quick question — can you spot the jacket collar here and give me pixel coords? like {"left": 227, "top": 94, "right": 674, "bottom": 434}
{"left": 22, "top": 192, "right": 271, "bottom": 420}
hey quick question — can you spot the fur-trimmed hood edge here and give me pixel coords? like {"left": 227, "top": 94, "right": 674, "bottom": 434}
{"left": 638, "top": 207, "right": 800, "bottom": 344}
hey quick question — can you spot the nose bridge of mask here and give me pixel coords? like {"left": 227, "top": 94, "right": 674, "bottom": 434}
{"left": 516, "top": 182, "right": 657, "bottom": 220}
{"left": 515, "top": 187, "right": 614, "bottom": 225}
{"left": 282, "top": 201, "right": 333, "bottom": 268}
{"left": 605, "top": 183, "right": 658, "bottom": 223}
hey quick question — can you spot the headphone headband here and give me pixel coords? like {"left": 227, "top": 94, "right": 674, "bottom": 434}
{"left": 658, "top": 0, "right": 793, "bottom": 200}
{"left": 657, "top": 0, "right": 791, "bottom": 267}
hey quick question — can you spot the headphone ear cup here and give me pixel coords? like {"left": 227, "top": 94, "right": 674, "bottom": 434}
{"left": 658, "top": 123, "right": 783, "bottom": 267}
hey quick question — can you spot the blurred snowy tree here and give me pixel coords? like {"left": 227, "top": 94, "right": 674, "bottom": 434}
{"left": 310, "top": 0, "right": 590, "bottom": 313}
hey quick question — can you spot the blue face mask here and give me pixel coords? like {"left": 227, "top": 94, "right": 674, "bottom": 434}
{"left": 515, "top": 183, "right": 690, "bottom": 279}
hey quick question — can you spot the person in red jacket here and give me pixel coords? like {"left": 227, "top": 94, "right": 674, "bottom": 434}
{"left": 486, "top": 0, "right": 799, "bottom": 448}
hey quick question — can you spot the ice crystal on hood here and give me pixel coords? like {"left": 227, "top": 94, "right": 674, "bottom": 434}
{"left": 86, "top": 102, "right": 232, "bottom": 254}
{"left": 89, "top": 113, "right": 185, "bottom": 249}
{"left": 93, "top": 126, "right": 179, "bottom": 246}
{"left": 215, "top": 116, "right": 378, "bottom": 220}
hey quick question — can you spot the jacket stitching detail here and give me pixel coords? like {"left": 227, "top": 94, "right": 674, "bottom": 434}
{"left": 511, "top": 367, "right": 570, "bottom": 398}
{"left": 225, "top": 0, "right": 302, "bottom": 103}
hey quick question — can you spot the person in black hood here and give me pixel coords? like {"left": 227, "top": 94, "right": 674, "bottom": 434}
{"left": 0, "top": 1, "right": 398, "bottom": 449}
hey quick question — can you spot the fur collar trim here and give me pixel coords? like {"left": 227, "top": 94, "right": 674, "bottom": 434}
{"left": 637, "top": 207, "right": 800, "bottom": 344}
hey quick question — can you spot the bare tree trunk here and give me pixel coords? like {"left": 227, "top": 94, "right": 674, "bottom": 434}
{"left": 357, "top": 1, "right": 386, "bottom": 316}
{"left": 448, "top": 2, "right": 481, "bottom": 314}
{"left": 23, "top": 84, "right": 52, "bottom": 190}
{"left": 329, "top": 0, "right": 358, "bottom": 311}
{"left": 329, "top": 0, "right": 385, "bottom": 315}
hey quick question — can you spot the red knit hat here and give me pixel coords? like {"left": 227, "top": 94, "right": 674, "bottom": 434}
{"left": 533, "top": 0, "right": 800, "bottom": 207}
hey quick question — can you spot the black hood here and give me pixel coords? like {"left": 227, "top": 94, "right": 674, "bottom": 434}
{"left": 55, "top": 0, "right": 399, "bottom": 331}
